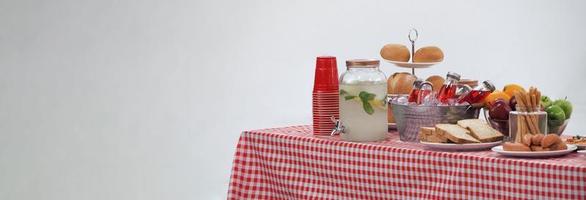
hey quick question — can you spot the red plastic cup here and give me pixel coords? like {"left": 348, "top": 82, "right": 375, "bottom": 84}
{"left": 313, "top": 56, "right": 339, "bottom": 92}
{"left": 312, "top": 56, "right": 339, "bottom": 136}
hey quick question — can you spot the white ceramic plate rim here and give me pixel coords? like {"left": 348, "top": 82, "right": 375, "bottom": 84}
{"left": 573, "top": 143, "right": 586, "bottom": 150}
{"left": 492, "top": 144, "right": 577, "bottom": 157}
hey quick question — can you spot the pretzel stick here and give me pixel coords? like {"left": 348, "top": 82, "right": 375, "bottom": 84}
{"left": 517, "top": 90, "right": 539, "bottom": 135}
{"left": 529, "top": 93, "right": 536, "bottom": 132}
{"left": 517, "top": 91, "right": 532, "bottom": 134}
{"left": 514, "top": 91, "right": 529, "bottom": 141}
{"left": 526, "top": 88, "right": 533, "bottom": 111}
{"left": 531, "top": 88, "right": 542, "bottom": 134}
{"left": 524, "top": 91, "right": 539, "bottom": 134}
{"left": 531, "top": 94, "right": 540, "bottom": 133}
{"left": 530, "top": 93, "right": 541, "bottom": 134}
{"left": 529, "top": 87, "right": 543, "bottom": 134}
{"left": 536, "top": 91, "right": 541, "bottom": 108}
{"left": 518, "top": 115, "right": 525, "bottom": 143}
{"left": 537, "top": 90, "right": 542, "bottom": 108}
{"left": 515, "top": 106, "right": 524, "bottom": 143}
{"left": 513, "top": 90, "right": 520, "bottom": 143}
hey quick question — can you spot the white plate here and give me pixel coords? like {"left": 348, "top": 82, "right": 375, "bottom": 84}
{"left": 577, "top": 150, "right": 586, "bottom": 154}
{"left": 383, "top": 59, "right": 440, "bottom": 68}
{"left": 421, "top": 141, "right": 502, "bottom": 151}
{"left": 492, "top": 144, "right": 577, "bottom": 158}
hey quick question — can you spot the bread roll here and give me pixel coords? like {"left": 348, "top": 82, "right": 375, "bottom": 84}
{"left": 426, "top": 75, "right": 445, "bottom": 92}
{"left": 531, "top": 134, "right": 545, "bottom": 146}
{"left": 380, "top": 44, "right": 410, "bottom": 62}
{"left": 522, "top": 134, "right": 533, "bottom": 146}
{"left": 541, "top": 134, "right": 562, "bottom": 148}
{"left": 531, "top": 145, "right": 549, "bottom": 151}
{"left": 550, "top": 142, "right": 567, "bottom": 151}
{"left": 413, "top": 46, "right": 444, "bottom": 63}
{"left": 503, "top": 142, "right": 531, "bottom": 151}
{"left": 387, "top": 72, "right": 417, "bottom": 94}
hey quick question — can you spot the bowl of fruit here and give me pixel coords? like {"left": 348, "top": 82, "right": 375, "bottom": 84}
{"left": 542, "top": 96, "right": 573, "bottom": 135}
{"left": 481, "top": 84, "right": 522, "bottom": 137}
{"left": 483, "top": 84, "right": 573, "bottom": 136}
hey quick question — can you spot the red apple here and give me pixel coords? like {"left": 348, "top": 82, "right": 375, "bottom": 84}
{"left": 489, "top": 99, "right": 512, "bottom": 120}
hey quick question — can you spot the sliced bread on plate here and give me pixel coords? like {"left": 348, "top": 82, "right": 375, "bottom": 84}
{"left": 457, "top": 119, "right": 504, "bottom": 142}
{"left": 435, "top": 124, "right": 480, "bottom": 143}
{"left": 419, "top": 127, "right": 448, "bottom": 143}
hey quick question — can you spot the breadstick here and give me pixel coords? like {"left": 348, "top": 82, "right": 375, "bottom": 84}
{"left": 527, "top": 87, "right": 543, "bottom": 134}
{"left": 519, "top": 92, "right": 536, "bottom": 134}
{"left": 530, "top": 94, "right": 541, "bottom": 134}
{"left": 525, "top": 91, "right": 540, "bottom": 134}
{"left": 516, "top": 113, "right": 522, "bottom": 143}
{"left": 527, "top": 88, "right": 534, "bottom": 111}
{"left": 515, "top": 116, "right": 527, "bottom": 142}
{"left": 513, "top": 92, "right": 521, "bottom": 142}
{"left": 513, "top": 91, "right": 531, "bottom": 141}
{"left": 517, "top": 90, "right": 539, "bottom": 135}
{"left": 516, "top": 115, "right": 524, "bottom": 143}
{"left": 537, "top": 90, "right": 542, "bottom": 109}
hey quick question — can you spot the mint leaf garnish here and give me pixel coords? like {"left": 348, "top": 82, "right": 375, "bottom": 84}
{"left": 358, "top": 91, "right": 376, "bottom": 101}
{"left": 344, "top": 95, "right": 356, "bottom": 100}
{"left": 362, "top": 101, "right": 374, "bottom": 115}
{"left": 358, "top": 91, "right": 376, "bottom": 114}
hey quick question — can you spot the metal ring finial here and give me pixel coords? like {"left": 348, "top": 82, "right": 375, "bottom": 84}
{"left": 408, "top": 28, "right": 418, "bottom": 75}
{"left": 408, "top": 28, "right": 418, "bottom": 43}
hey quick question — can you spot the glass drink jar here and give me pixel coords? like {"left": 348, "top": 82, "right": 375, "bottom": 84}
{"left": 338, "top": 59, "right": 387, "bottom": 142}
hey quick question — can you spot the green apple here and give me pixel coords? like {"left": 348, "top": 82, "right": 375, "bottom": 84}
{"left": 546, "top": 105, "right": 566, "bottom": 127}
{"left": 541, "top": 96, "right": 552, "bottom": 109}
{"left": 553, "top": 98, "right": 573, "bottom": 119}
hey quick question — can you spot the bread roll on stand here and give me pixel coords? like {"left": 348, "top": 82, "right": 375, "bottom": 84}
{"left": 383, "top": 28, "right": 443, "bottom": 76}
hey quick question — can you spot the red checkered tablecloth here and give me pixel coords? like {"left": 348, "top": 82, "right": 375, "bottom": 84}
{"left": 227, "top": 125, "right": 586, "bottom": 200}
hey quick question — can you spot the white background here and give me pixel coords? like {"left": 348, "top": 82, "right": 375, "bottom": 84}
{"left": 1, "top": 0, "right": 585, "bottom": 199}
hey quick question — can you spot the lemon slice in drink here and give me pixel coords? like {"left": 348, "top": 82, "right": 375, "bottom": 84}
{"left": 369, "top": 99, "right": 387, "bottom": 110}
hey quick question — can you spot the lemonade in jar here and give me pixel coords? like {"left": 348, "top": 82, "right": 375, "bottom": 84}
{"left": 338, "top": 59, "right": 388, "bottom": 142}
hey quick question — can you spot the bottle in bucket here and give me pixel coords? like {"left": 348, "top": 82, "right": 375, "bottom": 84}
{"left": 416, "top": 81, "right": 433, "bottom": 105}
{"left": 337, "top": 59, "right": 387, "bottom": 142}
{"left": 437, "top": 72, "right": 461, "bottom": 103}
{"left": 457, "top": 80, "right": 496, "bottom": 104}
{"left": 407, "top": 79, "right": 423, "bottom": 103}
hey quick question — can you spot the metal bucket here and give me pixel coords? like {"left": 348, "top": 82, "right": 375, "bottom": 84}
{"left": 391, "top": 102, "right": 480, "bottom": 142}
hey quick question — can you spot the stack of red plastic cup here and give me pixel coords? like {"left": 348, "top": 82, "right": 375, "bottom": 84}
{"left": 312, "top": 56, "right": 339, "bottom": 136}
